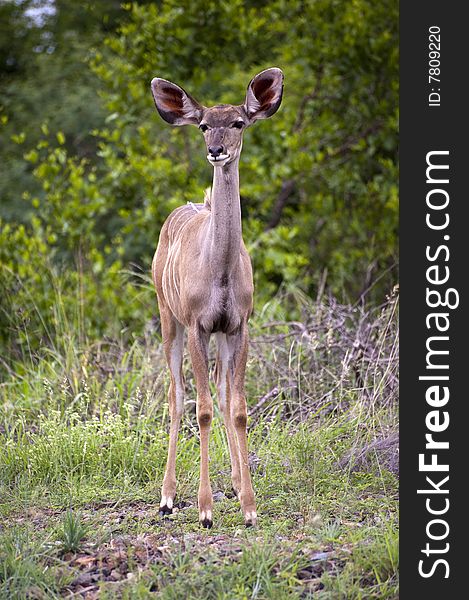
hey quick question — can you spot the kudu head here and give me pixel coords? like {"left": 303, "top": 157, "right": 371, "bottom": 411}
{"left": 151, "top": 68, "right": 284, "bottom": 167}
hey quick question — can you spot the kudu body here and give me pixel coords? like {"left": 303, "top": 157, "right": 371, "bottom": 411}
{"left": 150, "top": 68, "right": 284, "bottom": 527}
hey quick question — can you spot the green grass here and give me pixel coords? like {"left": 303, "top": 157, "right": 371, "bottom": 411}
{"left": 0, "top": 290, "right": 399, "bottom": 599}
{"left": 59, "top": 510, "right": 89, "bottom": 554}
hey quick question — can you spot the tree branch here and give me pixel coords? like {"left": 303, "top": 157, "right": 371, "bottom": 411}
{"left": 265, "top": 179, "right": 296, "bottom": 230}
{"left": 292, "top": 66, "right": 324, "bottom": 133}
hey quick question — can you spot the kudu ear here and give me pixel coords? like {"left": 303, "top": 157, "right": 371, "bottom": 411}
{"left": 243, "top": 67, "right": 284, "bottom": 123}
{"left": 151, "top": 78, "right": 203, "bottom": 126}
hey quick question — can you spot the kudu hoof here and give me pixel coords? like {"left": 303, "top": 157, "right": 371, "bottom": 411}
{"left": 199, "top": 510, "right": 213, "bottom": 528}
{"left": 159, "top": 506, "right": 172, "bottom": 517}
{"left": 200, "top": 517, "right": 213, "bottom": 529}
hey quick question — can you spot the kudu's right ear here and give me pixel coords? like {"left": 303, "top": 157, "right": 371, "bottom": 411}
{"left": 151, "top": 78, "right": 203, "bottom": 126}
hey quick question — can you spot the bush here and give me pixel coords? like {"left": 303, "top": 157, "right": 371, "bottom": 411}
{"left": 0, "top": 217, "right": 151, "bottom": 368}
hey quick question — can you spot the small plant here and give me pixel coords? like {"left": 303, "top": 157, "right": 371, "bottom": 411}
{"left": 60, "top": 509, "right": 88, "bottom": 553}
{"left": 321, "top": 519, "right": 343, "bottom": 543}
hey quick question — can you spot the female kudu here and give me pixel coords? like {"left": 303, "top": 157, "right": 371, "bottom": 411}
{"left": 150, "top": 68, "right": 284, "bottom": 527}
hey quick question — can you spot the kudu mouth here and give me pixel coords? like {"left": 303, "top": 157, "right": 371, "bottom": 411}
{"left": 207, "top": 153, "right": 230, "bottom": 166}
{"left": 207, "top": 140, "right": 232, "bottom": 166}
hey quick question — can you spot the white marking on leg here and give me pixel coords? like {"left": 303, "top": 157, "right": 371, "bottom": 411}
{"left": 160, "top": 496, "right": 173, "bottom": 509}
{"left": 200, "top": 510, "right": 212, "bottom": 522}
{"left": 245, "top": 510, "right": 257, "bottom": 525}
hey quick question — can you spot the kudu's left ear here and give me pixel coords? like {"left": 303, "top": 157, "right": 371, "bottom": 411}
{"left": 243, "top": 67, "right": 284, "bottom": 123}
{"left": 151, "top": 78, "right": 203, "bottom": 126}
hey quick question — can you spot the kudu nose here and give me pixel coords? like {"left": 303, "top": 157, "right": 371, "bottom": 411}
{"left": 208, "top": 145, "right": 224, "bottom": 158}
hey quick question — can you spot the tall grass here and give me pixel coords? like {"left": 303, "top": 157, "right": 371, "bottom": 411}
{"left": 0, "top": 269, "right": 399, "bottom": 598}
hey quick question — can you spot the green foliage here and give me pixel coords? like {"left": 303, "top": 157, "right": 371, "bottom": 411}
{"left": 0, "top": 0, "right": 127, "bottom": 222}
{"left": 0, "top": 216, "right": 151, "bottom": 366}
{"left": 84, "top": 0, "right": 399, "bottom": 299}
{"left": 1, "top": 1, "right": 398, "bottom": 349}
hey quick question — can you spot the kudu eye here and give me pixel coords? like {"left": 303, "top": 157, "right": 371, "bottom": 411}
{"left": 231, "top": 121, "right": 244, "bottom": 129}
{"left": 199, "top": 123, "right": 209, "bottom": 132}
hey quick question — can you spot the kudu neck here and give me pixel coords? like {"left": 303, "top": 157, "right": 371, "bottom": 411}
{"left": 207, "top": 159, "right": 242, "bottom": 279}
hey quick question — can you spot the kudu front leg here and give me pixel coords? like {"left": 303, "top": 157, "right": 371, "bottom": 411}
{"left": 188, "top": 325, "right": 213, "bottom": 528}
{"left": 229, "top": 327, "right": 257, "bottom": 527}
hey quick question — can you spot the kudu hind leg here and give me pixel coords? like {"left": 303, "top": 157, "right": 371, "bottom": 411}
{"left": 188, "top": 325, "right": 213, "bottom": 528}
{"left": 160, "top": 312, "right": 184, "bottom": 515}
{"left": 228, "top": 327, "right": 257, "bottom": 527}
{"left": 215, "top": 333, "right": 241, "bottom": 496}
